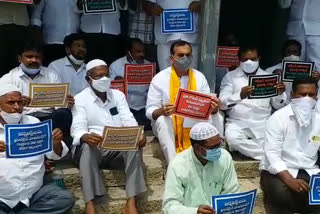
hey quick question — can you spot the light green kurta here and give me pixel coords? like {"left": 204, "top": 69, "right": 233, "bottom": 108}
{"left": 162, "top": 147, "right": 240, "bottom": 214}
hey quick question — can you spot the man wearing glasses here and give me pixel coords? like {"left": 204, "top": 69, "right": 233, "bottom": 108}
{"left": 146, "top": 40, "right": 223, "bottom": 163}
{"left": 162, "top": 122, "right": 239, "bottom": 214}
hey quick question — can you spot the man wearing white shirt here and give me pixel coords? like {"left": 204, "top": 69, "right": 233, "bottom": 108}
{"left": 76, "top": 0, "right": 127, "bottom": 65}
{"left": 49, "top": 33, "right": 88, "bottom": 96}
{"left": 260, "top": 77, "right": 320, "bottom": 214}
{"left": 279, "top": 0, "right": 320, "bottom": 70}
{"left": 144, "top": 0, "right": 201, "bottom": 70}
{"left": 146, "top": 40, "right": 223, "bottom": 163}
{"left": 31, "top": 0, "right": 80, "bottom": 65}
{"left": 71, "top": 59, "right": 147, "bottom": 214}
{"left": 110, "top": 38, "right": 151, "bottom": 129}
{"left": 220, "top": 46, "right": 287, "bottom": 160}
{"left": 0, "top": 84, "right": 74, "bottom": 214}
{"left": 0, "top": 41, "right": 74, "bottom": 145}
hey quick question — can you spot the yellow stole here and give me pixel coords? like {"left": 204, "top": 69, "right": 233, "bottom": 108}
{"left": 170, "top": 67, "right": 197, "bottom": 153}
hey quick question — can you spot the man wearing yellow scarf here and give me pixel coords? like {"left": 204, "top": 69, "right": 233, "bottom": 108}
{"left": 146, "top": 40, "right": 223, "bottom": 162}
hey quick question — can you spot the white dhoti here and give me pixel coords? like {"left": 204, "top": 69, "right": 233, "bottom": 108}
{"left": 157, "top": 42, "right": 199, "bottom": 71}
{"left": 225, "top": 123, "right": 264, "bottom": 160}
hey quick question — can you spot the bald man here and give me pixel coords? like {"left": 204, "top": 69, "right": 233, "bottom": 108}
{"left": 71, "top": 59, "right": 147, "bottom": 214}
{"left": 0, "top": 84, "right": 75, "bottom": 214}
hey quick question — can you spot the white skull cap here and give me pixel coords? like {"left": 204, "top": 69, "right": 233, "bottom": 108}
{"left": 190, "top": 122, "right": 219, "bottom": 141}
{"left": 86, "top": 59, "right": 107, "bottom": 72}
{"left": 0, "top": 83, "right": 21, "bottom": 97}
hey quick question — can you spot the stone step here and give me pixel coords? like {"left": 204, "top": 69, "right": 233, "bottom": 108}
{"left": 70, "top": 178, "right": 264, "bottom": 214}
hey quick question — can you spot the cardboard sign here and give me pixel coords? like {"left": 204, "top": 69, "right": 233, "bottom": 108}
{"left": 29, "top": 83, "right": 70, "bottom": 108}
{"left": 0, "top": 0, "right": 33, "bottom": 4}
{"left": 5, "top": 120, "right": 52, "bottom": 158}
{"left": 282, "top": 60, "right": 314, "bottom": 82}
{"left": 83, "top": 0, "right": 116, "bottom": 15}
{"left": 99, "top": 126, "right": 144, "bottom": 151}
{"left": 309, "top": 174, "right": 320, "bottom": 205}
{"left": 161, "top": 9, "right": 195, "bottom": 34}
{"left": 248, "top": 74, "right": 279, "bottom": 99}
{"left": 217, "top": 46, "right": 240, "bottom": 68}
{"left": 111, "top": 80, "right": 127, "bottom": 97}
{"left": 174, "top": 89, "right": 213, "bottom": 120}
{"left": 124, "top": 63, "right": 156, "bottom": 85}
{"left": 212, "top": 189, "right": 257, "bottom": 214}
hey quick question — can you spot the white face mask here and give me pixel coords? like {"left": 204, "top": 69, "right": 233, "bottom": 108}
{"left": 240, "top": 60, "right": 259, "bottom": 74}
{"left": 68, "top": 54, "right": 84, "bottom": 65}
{"left": 283, "top": 55, "right": 300, "bottom": 61}
{"left": 0, "top": 111, "right": 23, "bottom": 124}
{"left": 90, "top": 76, "right": 111, "bottom": 92}
{"left": 20, "top": 63, "right": 41, "bottom": 75}
{"left": 291, "top": 96, "right": 317, "bottom": 127}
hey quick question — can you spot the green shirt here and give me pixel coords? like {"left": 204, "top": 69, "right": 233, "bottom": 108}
{"left": 162, "top": 147, "right": 240, "bottom": 214}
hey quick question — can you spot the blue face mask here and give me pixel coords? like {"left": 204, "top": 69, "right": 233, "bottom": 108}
{"left": 20, "top": 63, "right": 41, "bottom": 75}
{"left": 202, "top": 147, "right": 221, "bottom": 162}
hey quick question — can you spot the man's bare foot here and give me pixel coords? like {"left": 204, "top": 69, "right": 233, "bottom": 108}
{"left": 85, "top": 201, "right": 96, "bottom": 214}
{"left": 123, "top": 197, "right": 138, "bottom": 214}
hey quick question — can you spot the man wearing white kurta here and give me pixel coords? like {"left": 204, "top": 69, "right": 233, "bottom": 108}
{"left": 0, "top": 84, "right": 74, "bottom": 214}
{"left": 144, "top": 0, "right": 200, "bottom": 70}
{"left": 279, "top": 0, "right": 320, "bottom": 70}
{"left": 146, "top": 41, "right": 223, "bottom": 162}
{"left": 220, "top": 47, "right": 287, "bottom": 160}
{"left": 260, "top": 77, "right": 320, "bottom": 214}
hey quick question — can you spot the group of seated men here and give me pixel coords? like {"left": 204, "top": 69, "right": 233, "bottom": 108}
{"left": 1, "top": 34, "right": 320, "bottom": 214}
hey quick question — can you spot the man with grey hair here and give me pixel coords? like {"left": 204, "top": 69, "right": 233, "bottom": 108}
{"left": 162, "top": 122, "right": 239, "bottom": 214}
{"left": 0, "top": 84, "right": 75, "bottom": 214}
{"left": 71, "top": 59, "right": 147, "bottom": 214}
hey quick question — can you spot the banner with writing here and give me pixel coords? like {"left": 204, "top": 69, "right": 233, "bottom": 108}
{"left": 282, "top": 60, "right": 314, "bottom": 82}
{"left": 161, "top": 9, "right": 195, "bottom": 34}
{"left": 212, "top": 189, "right": 257, "bottom": 214}
{"left": 83, "top": 0, "right": 116, "bottom": 14}
{"left": 99, "top": 126, "right": 143, "bottom": 151}
{"left": 248, "top": 74, "right": 279, "bottom": 99}
{"left": 174, "top": 89, "right": 213, "bottom": 120}
{"left": 124, "top": 63, "right": 156, "bottom": 85}
{"left": 5, "top": 120, "right": 52, "bottom": 158}
{"left": 0, "top": 0, "right": 33, "bottom": 4}
{"left": 309, "top": 174, "right": 320, "bottom": 205}
{"left": 29, "top": 83, "right": 70, "bottom": 108}
{"left": 216, "top": 46, "right": 240, "bottom": 68}
{"left": 111, "top": 80, "right": 127, "bottom": 98}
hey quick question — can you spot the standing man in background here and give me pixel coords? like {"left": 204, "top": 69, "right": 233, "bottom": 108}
{"left": 144, "top": 0, "right": 201, "bottom": 70}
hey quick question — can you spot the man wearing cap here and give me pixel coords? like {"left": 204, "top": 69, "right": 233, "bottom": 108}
{"left": 162, "top": 122, "right": 239, "bottom": 214}
{"left": 146, "top": 40, "right": 223, "bottom": 163}
{"left": 0, "top": 84, "right": 75, "bottom": 213}
{"left": 71, "top": 59, "right": 147, "bottom": 214}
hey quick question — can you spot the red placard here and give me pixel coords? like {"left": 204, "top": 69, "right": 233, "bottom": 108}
{"left": 174, "top": 89, "right": 213, "bottom": 120}
{"left": 110, "top": 80, "right": 127, "bottom": 98}
{"left": 124, "top": 63, "right": 156, "bottom": 85}
{"left": 216, "top": 46, "right": 240, "bottom": 68}
{"left": 0, "top": 0, "right": 33, "bottom": 4}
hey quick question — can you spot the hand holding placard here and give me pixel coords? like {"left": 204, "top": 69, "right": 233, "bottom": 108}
{"left": 0, "top": 141, "right": 5, "bottom": 153}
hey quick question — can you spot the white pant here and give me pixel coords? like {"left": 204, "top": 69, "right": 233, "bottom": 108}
{"left": 157, "top": 42, "right": 199, "bottom": 71}
{"left": 152, "top": 115, "right": 176, "bottom": 163}
{"left": 152, "top": 112, "right": 225, "bottom": 163}
{"left": 225, "top": 123, "right": 264, "bottom": 160}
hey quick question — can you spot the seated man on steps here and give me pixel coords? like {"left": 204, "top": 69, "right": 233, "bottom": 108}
{"left": 219, "top": 45, "right": 287, "bottom": 160}
{"left": 109, "top": 38, "right": 152, "bottom": 130}
{"left": 162, "top": 122, "right": 239, "bottom": 214}
{"left": 146, "top": 40, "right": 223, "bottom": 163}
{"left": 71, "top": 59, "right": 147, "bottom": 214}
{"left": 260, "top": 77, "right": 320, "bottom": 214}
{"left": 0, "top": 40, "right": 74, "bottom": 146}
{"left": 0, "top": 84, "right": 75, "bottom": 214}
